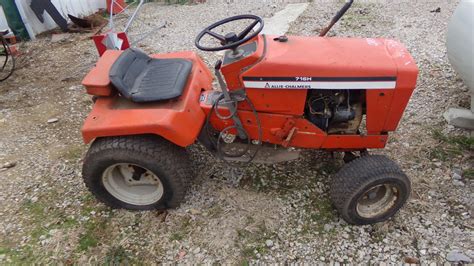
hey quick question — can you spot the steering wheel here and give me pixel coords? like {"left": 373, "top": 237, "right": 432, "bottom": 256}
{"left": 195, "top": 14, "right": 264, "bottom": 52}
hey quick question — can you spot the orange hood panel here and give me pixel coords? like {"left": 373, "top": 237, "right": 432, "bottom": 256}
{"left": 242, "top": 35, "right": 407, "bottom": 80}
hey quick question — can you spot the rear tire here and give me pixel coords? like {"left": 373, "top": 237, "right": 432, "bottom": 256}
{"left": 330, "top": 155, "right": 411, "bottom": 225}
{"left": 82, "top": 135, "right": 192, "bottom": 210}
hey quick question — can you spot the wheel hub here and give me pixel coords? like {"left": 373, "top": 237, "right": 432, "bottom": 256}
{"left": 356, "top": 184, "right": 399, "bottom": 219}
{"left": 102, "top": 163, "right": 164, "bottom": 206}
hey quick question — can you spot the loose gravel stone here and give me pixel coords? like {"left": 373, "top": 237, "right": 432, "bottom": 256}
{"left": 446, "top": 250, "right": 472, "bottom": 263}
{"left": 265, "top": 240, "right": 274, "bottom": 248}
{"left": 0, "top": 162, "right": 16, "bottom": 169}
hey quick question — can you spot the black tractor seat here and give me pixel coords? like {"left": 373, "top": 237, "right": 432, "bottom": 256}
{"left": 109, "top": 48, "right": 193, "bottom": 103}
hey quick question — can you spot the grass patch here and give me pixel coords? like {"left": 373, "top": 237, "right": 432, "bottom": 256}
{"left": 104, "top": 246, "right": 133, "bottom": 265}
{"left": 24, "top": 198, "right": 107, "bottom": 251}
{"left": 309, "top": 198, "right": 335, "bottom": 224}
{"left": 388, "top": 135, "right": 399, "bottom": 144}
{"left": 237, "top": 222, "right": 276, "bottom": 260}
{"left": 206, "top": 205, "right": 223, "bottom": 218}
{"left": 77, "top": 216, "right": 109, "bottom": 252}
{"left": 429, "top": 129, "right": 473, "bottom": 161}
{"left": 339, "top": 1, "right": 377, "bottom": 29}
{"left": 169, "top": 232, "right": 184, "bottom": 241}
{"left": 13, "top": 192, "right": 113, "bottom": 262}
{"left": 169, "top": 216, "right": 192, "bottom": 242}
{"left": 432, "top": 129, "right": 474, "bottom": 149}
{"left": 463, "top": 169, "right": 474, "bottom": 180}
{"left": 16, "top": 192, "right": 112, "bottom": 253}
{"left": 301, "top": 197, "right": 337, "bottom": 235}
{"left": 0, "top": 246, "right": 39, "bottom": 264}
{"left": 78, "top": 233, "right": 98, "bottom": 251}
{"left": 80, "top": 193, "right": 96, "bottom": 204}
{"left": 61, "top": 145, "right": 85, "bottom": 161}
{"left": 22, "top": 199, "right": 78, "bottom": 241}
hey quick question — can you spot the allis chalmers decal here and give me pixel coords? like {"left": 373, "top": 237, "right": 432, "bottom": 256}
{"left": 243, "top": 76, "right": 397, "bottom": 90}
{"left": 264, "top": 83, "right": 311, "bottom": 89}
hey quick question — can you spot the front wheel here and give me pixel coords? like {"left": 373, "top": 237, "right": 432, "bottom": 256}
{"left": 82, "top": 135, "right": 192, "bottom": 210}
{"left": 329, "top": 155, "right": 411, "bottom": 225}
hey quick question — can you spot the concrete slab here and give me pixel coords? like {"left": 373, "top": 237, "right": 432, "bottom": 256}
{"left": 261, "top": 3, "right": 309, "bottom": 36}
{"left": 444, "top": 108, "right": 474, "bottom": 130}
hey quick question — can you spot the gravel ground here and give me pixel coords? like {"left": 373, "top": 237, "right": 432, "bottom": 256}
{"left": 0, "top": 0, "right": 473, "bottom": 264}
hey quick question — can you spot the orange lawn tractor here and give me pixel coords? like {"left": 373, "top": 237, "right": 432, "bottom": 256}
{"left": 80, "top": 1, "right": 418, "bottom": 225}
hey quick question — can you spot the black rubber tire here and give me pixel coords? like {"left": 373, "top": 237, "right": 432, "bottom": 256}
{"left": 329, "top": 155, "right": 411, "bottom": 225}
{"left": 82, "top": 135, "right": 193, "bottom": 210}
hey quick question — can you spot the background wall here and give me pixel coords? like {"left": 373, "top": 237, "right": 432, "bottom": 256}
{"left": 14, "top": 0, "right": 106, "bottom": 39}
{"left": 0, "top": 6, "right": 9, "bottom": 31}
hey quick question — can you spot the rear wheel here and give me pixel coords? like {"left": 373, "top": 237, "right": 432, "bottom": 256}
{"left": 82, "top": 135, "right": 192, "bottom": 210}
{"left": 330, "top": 155, "right": 411, "bottom": 225}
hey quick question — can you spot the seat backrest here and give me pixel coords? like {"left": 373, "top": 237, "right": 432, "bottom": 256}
{"left": 109, "top": 48, "right": 151, "bottom": 98}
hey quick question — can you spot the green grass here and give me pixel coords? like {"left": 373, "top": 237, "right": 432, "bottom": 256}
{"left": 206, "top": 205, "right": 224, "bottom": 218}
{"left": 0, "top": 246, "right": 38, "bottom": 264}
{"left": 78, "top": 233, "right": 98, "bottom": 251}
{"left": 300, "top": 197, "right": 337, "bottom": 235}
{"left": 429, "top": 129, "right": 474, "bottom": 161}
{"left": 77, "top": 214, "right": 110, "bottom": 252}
{"left": 104, "top": 246, "right": 133, "bottom": 265}
{"left": 432, "top": 129, "right": 474, "bottom": 149}
{"left": 6, "top": 185, "right": 117, "bottom": 263}
{"left": 169, "top": 216, "right": 192, "bottom": 242}
{"left": 237, "top": 222, "right": 276, "bottom": 260}
{"left": 22, "top": 199, "right": 79, "bottom": 242}
{"left": 169, "top": 232, "right": 185, "bottom": 241}
{"left": 3, "top": 201, "right": 57, "bottom": 263}
{"left": 463, "top": 168, "right": 474, "bottom": 180}
{"left": 308, "top": 198, "right": 335, "bottom": 224}
{"left": 388, "top": 135, "right": 399, "bottom": 144}
{"left": 20, "top": 192, "right": 114, "bottom": 257}
{"left": 61, "top": 145, "right": 85, "bottom": 161}
{"left": 339, "top": 1, "right": 377, "bottom": 29}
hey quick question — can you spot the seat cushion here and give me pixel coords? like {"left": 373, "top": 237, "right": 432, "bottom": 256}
{"left": 109, "top": 48, "right": 193, "bottom": 102}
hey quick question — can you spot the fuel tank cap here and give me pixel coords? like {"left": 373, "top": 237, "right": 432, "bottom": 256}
{"left": 273, "top": 35, "right": 288, "bottom": 42}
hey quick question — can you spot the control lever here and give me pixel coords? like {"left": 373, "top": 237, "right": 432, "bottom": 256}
{"left": 214, "top": 60, "right": 247, "bottom": 139}
{"left": 319, "top": 0, "right": 354, "bottom": 37}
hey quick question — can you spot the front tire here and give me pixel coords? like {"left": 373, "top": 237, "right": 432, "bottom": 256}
{"left": 82, "top": 135, "right": 192, "bottom": 210}
{"left": 329, "top": 155, "right": 411, "bottom": 225}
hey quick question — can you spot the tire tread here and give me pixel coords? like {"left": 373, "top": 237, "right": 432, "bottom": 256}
{"left": 329, "top": 155, "right": 411, "bottom": 224}
{"left": 82, "top": 135, "right": 192, "bottom": 209}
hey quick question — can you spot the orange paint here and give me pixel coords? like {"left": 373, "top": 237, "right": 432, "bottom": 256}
{"left": 81, "top": 34, "right": 417, "bottom": 151}
{"left": 81, "top": 51, "right": 213, "bottom": 147}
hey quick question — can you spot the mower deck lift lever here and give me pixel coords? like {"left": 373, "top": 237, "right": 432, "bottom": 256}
{"left": 214, "top": 60, "right": 247, "bottom": 139}
{"left": 319, "top": 0, "right": 354, "bottom": 37}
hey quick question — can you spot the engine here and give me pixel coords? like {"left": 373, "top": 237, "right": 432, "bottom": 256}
{"left": 305, "top": 90, "right": 364, "bottom": 134}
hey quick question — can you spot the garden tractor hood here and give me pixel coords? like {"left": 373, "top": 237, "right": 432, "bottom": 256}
{"left": 242, "top": 36, "right": 417, "bottom": 90}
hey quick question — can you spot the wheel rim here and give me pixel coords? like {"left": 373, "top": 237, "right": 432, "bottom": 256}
{"left": 356, "top": 184, "right": 399, "bottom": 219}
{"left": 101, "top": 163, "right": 164, "bottom": 206}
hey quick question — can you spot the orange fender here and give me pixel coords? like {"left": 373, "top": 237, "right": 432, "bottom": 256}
{"left": 81, "top": 51, "right": 213, "bottom": 147}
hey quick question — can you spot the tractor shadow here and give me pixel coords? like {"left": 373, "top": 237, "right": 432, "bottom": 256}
{"left": 189, "top": 143, "right": 343, "bottom": 195}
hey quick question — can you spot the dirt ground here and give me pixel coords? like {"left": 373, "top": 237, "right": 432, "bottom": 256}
{"left": 0, "top": 0, "right": 472, "bottom": 264}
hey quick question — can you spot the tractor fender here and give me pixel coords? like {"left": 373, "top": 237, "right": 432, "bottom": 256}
{"left": 81, "top": 51, "right": 213, "bottom": 147}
